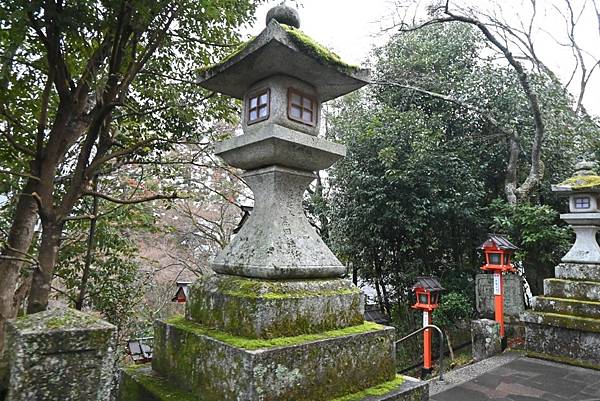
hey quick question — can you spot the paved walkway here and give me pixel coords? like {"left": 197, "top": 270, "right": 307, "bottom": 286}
{"left": 431, "top": 355, "right": 600, "bottom": 401}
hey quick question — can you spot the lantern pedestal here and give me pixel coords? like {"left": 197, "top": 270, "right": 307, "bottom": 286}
{"left": 522, "top": 262, "right": 600, "bottom": 368}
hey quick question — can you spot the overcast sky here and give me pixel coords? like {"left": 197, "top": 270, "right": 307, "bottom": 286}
{"left": 245, "top": 0, "right": 599, "bottom": 115}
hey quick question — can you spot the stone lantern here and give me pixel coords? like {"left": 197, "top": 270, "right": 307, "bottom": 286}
{"left": 522, "top": 159, "right": 600, "bottom": 368}
{"left": 118, "top": 6, "right": 427, "bottom": 401}
{"left": 552, "top": 161, "right": 600, "bottom": 263}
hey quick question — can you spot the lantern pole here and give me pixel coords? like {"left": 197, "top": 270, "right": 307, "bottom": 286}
{"left": 422, "top": 310, "right": 432, "bottom": 377}
{"left": 493, "top": 272, "right": 505, "bottom": 338}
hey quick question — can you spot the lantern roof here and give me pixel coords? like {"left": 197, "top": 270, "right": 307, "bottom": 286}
{"left": 197, "top": 18, "right": 370, "bottom": 101}
{"left": 412, "top": 277, "right": 444, "bottom": 292}
{"left": 552, "top": 161, "right": 600, "bottom": 194}
{"left": 479, "top": 234, "right": 518, "bottom": 250}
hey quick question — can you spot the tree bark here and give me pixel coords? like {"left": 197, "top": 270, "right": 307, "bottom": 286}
{"left": 0, "top": 178, "right": 38, "bottom": 353}
{"left": 75, "top": 178, "right": 98, "bottom": 310}
{"left": 26, "top": 219, "right": 64, "bottom": 314}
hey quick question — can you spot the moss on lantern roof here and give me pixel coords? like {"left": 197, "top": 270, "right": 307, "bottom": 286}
{"left": 557, "top": 175, "right": 600, "bottom": 190}
{"left": 279, "top": 24, "right": 359, "bottom": 72}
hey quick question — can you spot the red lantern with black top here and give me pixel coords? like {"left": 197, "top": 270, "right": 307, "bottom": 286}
{"left": 411, "top": 277, "right": 444, "bottom": 378}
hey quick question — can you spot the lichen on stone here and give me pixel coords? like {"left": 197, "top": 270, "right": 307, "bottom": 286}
{"left": 165, "top": 315, "right": 383, "bottom": 350}
{"left": 329, "top": 375, "right": 405, "bottom": 401}
{"left": 557, "top": 175, "right": 600, "bottom": 189}
{"left": 279, "top": 24, "right": 359, "bottom": 72}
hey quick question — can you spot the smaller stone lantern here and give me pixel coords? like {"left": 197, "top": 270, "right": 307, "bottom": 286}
{"left": 411, "top": 277, "right": 444, "bottom": 377}
{"left": 552, "top": 160, "right": 600, "bottom": 263}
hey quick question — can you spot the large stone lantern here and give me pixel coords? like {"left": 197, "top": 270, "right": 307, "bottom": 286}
{"left": 118, "top": 6, "right": 427, "bottom": 401}
{"left": 522, "top": 160, "right": 600, "bottom": 368}
{"left": 552, "top": 161, "right": 600, "bottom": 263}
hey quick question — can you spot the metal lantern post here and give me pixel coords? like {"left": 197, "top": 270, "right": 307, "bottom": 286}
{"left": 411, "top": 277, "right": 444, "bottom": 378}
{"left": 479, "top": 234, "right": 518, "bottom": 347}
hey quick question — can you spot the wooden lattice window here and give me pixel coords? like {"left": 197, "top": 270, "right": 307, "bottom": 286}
{"left": 288, "top": 88, "right": 316, "bottom": 126}
{"left": 247, "top": 89, "right": 270, "bottom": 124}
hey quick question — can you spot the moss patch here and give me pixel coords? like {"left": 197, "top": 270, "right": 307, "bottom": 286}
{"left": 120, "top": 365, "right": 197, "bottom": 401}
{"left": 329, "top": 375, "right": 405, "bottom": 401}
{"left": 529, "top": 311, "right": 600, "bottom": 333}
{"left": 280, "top": 24, "right": 359, "bottom": 71}
{"left": 557, "top": 175, "right": 600, "bottom": 189}
{"left": 526, "top": 351, "right": 600, "bottom": 371}
{"left": 212, "top": 275, "right": 360, "bottom": 299}
{"left": 166, "top": 315, "right": 383, "bottom": 350}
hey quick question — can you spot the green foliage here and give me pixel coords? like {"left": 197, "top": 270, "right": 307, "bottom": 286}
{"left": 489, "top": 199, "right": 572, "bottom": 290}
{"left": 55, "top": 203, "right": 156, "bottom": 329}
{"left": 432, "top": 292, "right": 473, "bottom": 330}
{"left": 321, "top": 22, "right": 591, "bottom": 314}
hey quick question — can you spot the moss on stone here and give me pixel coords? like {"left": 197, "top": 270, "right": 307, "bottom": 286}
{"left": 12, "top": 308, "right": 101, "bottom": 331}
{"left": 526, "top": 351, "right": 600, "bottom": 371}
{"left": 165, "top": 315, "right": 383, "bottom": 350}
{"left": 119, "top": 365, "right": 197, "bottom": 401}
{"left": 557, "top": 175, "right": 600, "bottom": 189}
{"left": 211, "top": 275, "right": 360, "bottom": 299}
{"left": 528, "top": 311, "right": 600, "bottom": 333}
{"left": 279, "top": 24, "right": 359, "bottom": 72}
{"left": 329, "top": 375, "right": 405, "bottom": 401}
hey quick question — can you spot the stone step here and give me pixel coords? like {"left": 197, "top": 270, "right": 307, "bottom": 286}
{"left": 532, "top": 296, "right": 600, "bottom": 319}
{"left": 555, "top": 263, "right": 600, "bottom": 281}
{"left": 521, "top": 311, "right": 600, "bottom": 334}
{"left": 151, "top": 316, "right": 398, "bottom": 401}
{"left": 119, "top": 366, "right": 429, "bottom": 401}
{"left": 523, "top": 312, "right": 600, "bottom": 368}
{"left": 543, "top": 278, "right": 600, "bottom": 301}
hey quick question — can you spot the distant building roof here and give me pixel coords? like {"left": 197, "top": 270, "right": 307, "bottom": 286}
{"left": 126, "top": 337, "right": 153, "bottom": 364}
{"left": 412, "top": 277, "right": 444, "bottom": 292}
{"left": 364, "top": 304, "right": 390, "bottom": 324}
{"left": 479, "top": 234, "right": 519, "bottom": 250}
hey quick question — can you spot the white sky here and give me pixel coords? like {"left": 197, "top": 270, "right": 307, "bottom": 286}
{"left": 245, "top": 0, "right": 600, "bottom": 115}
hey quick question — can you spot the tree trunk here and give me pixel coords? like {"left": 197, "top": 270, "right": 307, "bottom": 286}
{"left": 75, "top": 179, "right": 98, "bottom": 310}
{"left": 26, "top": 220, "right": 64, "bottom": 314}
{"left": 0, "top": 179, "right": 38, "bottom": 353}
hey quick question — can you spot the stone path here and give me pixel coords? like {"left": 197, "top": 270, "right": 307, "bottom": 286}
{"left": 431, "top": 355, "right": 600, "bottom": 401}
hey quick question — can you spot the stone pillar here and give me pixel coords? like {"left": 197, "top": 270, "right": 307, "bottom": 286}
{"left": 4, "top": 308, "right": 116, "bottom": 401}
{"left": 475, "top": 274, "right": 525, "bottom": 317}
{"left": 471, "top": 319, "right": 502, "bottom": 362}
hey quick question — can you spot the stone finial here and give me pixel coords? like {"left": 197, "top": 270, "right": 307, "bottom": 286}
{"left": 266, "top": 4, "right": 300, "bottom": 28}
{"left": 575, "top": 160, "right": 598, "bottom": 176}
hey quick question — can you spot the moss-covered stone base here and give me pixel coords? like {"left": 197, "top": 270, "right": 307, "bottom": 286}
{"left": 186, "top": 274, "right": 364, "bottom": 338}
{"left": 118, "top": 367, "right": 427, "bottom": 401}
{"left": 533, "top": 296, "right": 600, "bottom": 319}
{"left": 151, "top": 317, "right": 396, "bottom": 401}
{"left": 523, "top": 316, "right": 600, "bottom": 366}
{"left": 526, "top": 351, "right": 600, "bottom": 371}
{"left": 118, "top": 365, "right": 197, "bottom": 401}
{"left": 544, "top": 278, "right": 600, "bottom": 302}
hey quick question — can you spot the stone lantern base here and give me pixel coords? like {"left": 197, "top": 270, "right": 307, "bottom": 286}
{"left": 117, "top": 275, "right": 429, "bottom": 401}
{"left": 522, "top": 263, "right": 600, "bottom": 368}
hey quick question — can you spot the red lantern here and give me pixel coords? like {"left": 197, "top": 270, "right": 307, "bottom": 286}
{"left": 171, "top": 281, "right": 192, "bottom": 303}
{"left": 411, "top": 277, "right": 444, "bottom": 378}
{"left": 480, "top": 234, "right": 518, "bottom": 273}
{"left": 479, "top": 234, "right": 518, "bottom": 342}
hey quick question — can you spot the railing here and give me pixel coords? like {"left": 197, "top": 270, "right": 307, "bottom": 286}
{"left": 395, "top": 324, "right": 445, "bottom": 382}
